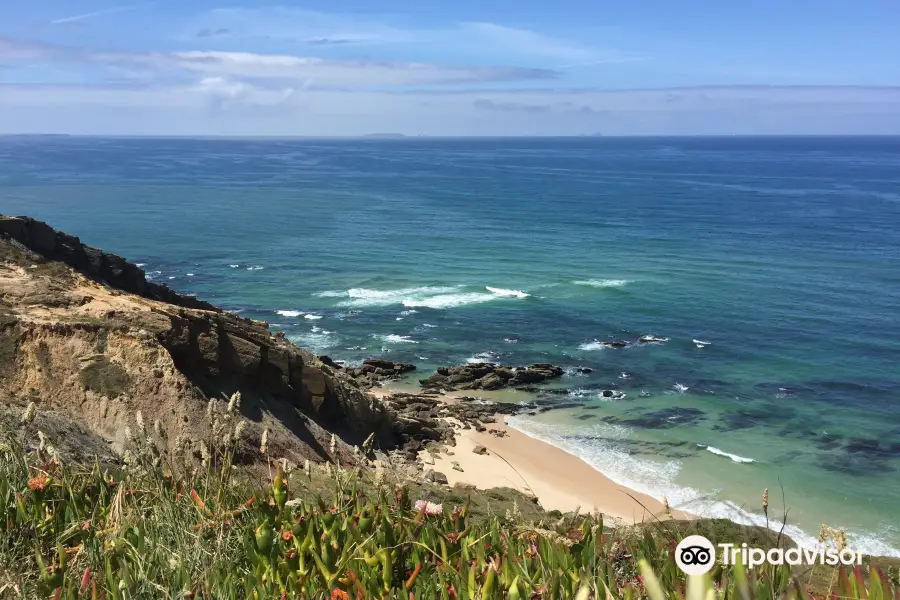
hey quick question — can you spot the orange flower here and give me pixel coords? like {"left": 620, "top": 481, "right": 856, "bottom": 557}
{"left": 28, "top": 474, "right": 50, "bottom": 492}
{"left": 331, "top": 589, "right": 350, "bottom": 600}
{"left": 281, "top": 529, "right": 294, "bottom": 542}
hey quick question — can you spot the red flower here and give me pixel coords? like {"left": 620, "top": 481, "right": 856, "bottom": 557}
{"left": 331, "top": 589, "right": 350, "bottom": 600}
{"left": 281, "top": 529, "right": 294, "bottom": 542}
{"left": 28, "top": 474, "right": 49, "bottom": 492}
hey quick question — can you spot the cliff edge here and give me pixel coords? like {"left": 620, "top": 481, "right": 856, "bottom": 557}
{"left": 0, "top": 215, "right": 397, "bottom": 464}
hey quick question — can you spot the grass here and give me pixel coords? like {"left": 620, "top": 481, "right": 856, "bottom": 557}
{"left": 1, "top": 396, "right": 898, "bottom": 599}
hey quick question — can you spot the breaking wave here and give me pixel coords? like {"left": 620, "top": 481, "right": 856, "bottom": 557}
{"left": 374, "top": 334, "right": 418, "bottom": 344}
{"left": 574, "top": 279, "right": 632, "bottom": 288}
{"left": 275, "top": 310, "right": 303, "bottom": 318}
{"left": 314, "top": 285, "right": 531, "bottom": 310}
{"left": 702, "top": 445, "right": 757, "bottom": 464}
{"left": 485, "top": 286, "right": 530, "bottom": 298}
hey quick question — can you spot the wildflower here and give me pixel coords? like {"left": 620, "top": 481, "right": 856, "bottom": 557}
{"left": 414, "top": 499, "right": 443, "bottom": 515}
{"left": 374, "top": 462, "right": 385, "bottom": 488}
{"left": 206, "top": 399, "right": 215, "bottom": 421}
{"left": 233, "top": 420, "right": 247, "bottom": 441}
{"left": 304, "top": 459, "right": 311, "bottom": 479}
{"left": 329, "top": 433, "right": 337, "bottom": 456}
{"left": 20, "top": 402, "right": 36, "bottom": 425}
{"left": 38, "top": 430, "right": 48, "bottom": 451}
{"left": 136, "top": 411, "right": 145, "bottom": 435}
{"left": 512, "top": 499, "right": 521, "bottom": 519}
{"left": 818, "top": 523, "right": 829, "bottom": 544}
{"left": 281, "top": 529, "right": 294, "bottom": 542}
{"left": 260, "top": 429, "right": 269, "bottom": 455}
{"left": 28, "top": 473, "right": 50, "bottom": 492}
{"left": 153, "top": 420, "right": 164, "bottom": 438}
{"left": 199, "top": 441, "right": 210, "bottom": 466}
{"left": 331, "top": 589, "right": 349, "bottom": 600}
{"left": 762, "top": 488, "right": 769, "bottom": 515}
{"left": 124, "top": 426, "right": 135, "bottom": 444}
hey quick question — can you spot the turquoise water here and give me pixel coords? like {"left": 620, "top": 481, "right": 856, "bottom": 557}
{"left": 2, "top": 136, "right": 898, "bottom": 554}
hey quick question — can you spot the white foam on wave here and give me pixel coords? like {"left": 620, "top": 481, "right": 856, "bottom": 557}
{"left": 672, "top": 383, "right": 689, "bottom": 394}
{"left": 288, "top": 330, "right": 337, "bottom": 353}
{"left": 485, "top": 286, "right": 530, "bottom": 298}
{"left": 276, "top": 310, "right": 303, "bottom": 318}
{"left": 693, "top": 339, "right": 712, "bottom": 348}
{"left": 317, "top": 285, "right": 531, "bottom": 310}
{"left": 374, "top": 334, "right": 418, "bottom": 344}
{"left": 578, "top": 340, "right": 608, "bottom": 351}
{"left": 402, "top": 292, "right": 498, "bottom": 309}
{"left": 466, "top": 351, "right": 499, "bottom": 364}
{"left": 422, "top": 323, "right": 437, "bottom": 328}
{"left": 246, "top": 265, "right": 264, "bottom": 271}
{"left": 506, "top": 417, "right": 900, "bottom": 557}
{"left": 313, "top": 290, "right": 347, "bottom": 298}
{"left": 400, "top": 309, "right": 418, "bottom": 316}
{"left": 304, "top": 314, "right": 323, "bottom": 320}
{"left": 135, "top": 263, "right": 146, "bottom": 267}
{"left": 504, "top": 338, "right": 518, "bottom": 344}
{"left": 186, "top": 273, "right": 195, "bottom": 277}
{"left": 702, "top": 445, "right": 756, "bottom": 464}
{"left": 229, "top": 264, "right": 240, "bottom": 268}
{"left": 327, "top": 286, "right": 459, "bottom": 308}
{"left": 574, "top": 279, "right": 632, "bottom": 288}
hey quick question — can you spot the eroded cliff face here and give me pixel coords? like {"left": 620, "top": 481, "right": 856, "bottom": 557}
{"left": 0, "top": 215, "right": 396, "bottom": 463}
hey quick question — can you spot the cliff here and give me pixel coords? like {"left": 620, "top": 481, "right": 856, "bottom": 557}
{"left": 0, "top": 215, "right": 397, "bottom": 464}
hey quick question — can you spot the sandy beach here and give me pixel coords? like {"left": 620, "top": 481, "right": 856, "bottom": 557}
{"left": 373, "top": 385, "right": 693, "bottom": 524}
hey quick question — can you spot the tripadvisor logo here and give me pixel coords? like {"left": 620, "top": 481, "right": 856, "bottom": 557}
{"left": 675, "top": 536, "right": 863, "bottom": 575}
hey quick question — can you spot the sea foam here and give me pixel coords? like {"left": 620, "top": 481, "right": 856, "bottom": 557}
{"left": 485, "top": 286, "right": 530, "bottom": 298}
{"left": 374, "top": 334, "right": 419, "bottom": 344}
{"left": 702, "top": 445, "right": 757, "bottom": 464}
{"left": 574, "top": 279, "right": 632, "bottom": 288}
{"left": 275, "top": 310, "right": 303, "bottom": 318}
{"left": 578, "top": 341, "right": 608, "bottom": 351}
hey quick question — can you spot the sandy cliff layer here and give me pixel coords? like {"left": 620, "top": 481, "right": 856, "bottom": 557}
{"left": 0, "top": 215, "right": 396, "bottom": 464}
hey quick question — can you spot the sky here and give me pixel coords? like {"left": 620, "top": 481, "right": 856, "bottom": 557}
{"left": 1, "top": 0, "right": 900, "bottom": 135}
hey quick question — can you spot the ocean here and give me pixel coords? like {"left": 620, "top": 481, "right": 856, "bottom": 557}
{"left": 1, "top": 135, "right": 898, "bottom": 555}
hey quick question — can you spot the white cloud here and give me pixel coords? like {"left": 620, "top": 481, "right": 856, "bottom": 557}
{"left": 0, "top": 37, "right": 557, "bottom": 88}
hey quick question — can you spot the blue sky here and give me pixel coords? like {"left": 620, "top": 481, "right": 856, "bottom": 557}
{"left": 1, "top": 0, "right": 899, "bottom": 135}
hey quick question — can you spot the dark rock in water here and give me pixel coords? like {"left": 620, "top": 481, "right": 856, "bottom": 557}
{"left": 600, "top": 340, "right": 631, "bottom": 349}
{"left": 318, "top": 355, "right": 343, "bottom": 369}
{"left": 601, "top": 390, "right": 627, "bottom": 400}
{"left": 715, "top": 406, "right": 794, "bottom": 432}
{"left": 345, "top": 357, "right": 415, "bottom": 389}
{"left": 420, "top": 362, "right": 564, "bottom": 391}
{"left": 575, "top": 367, "right": 593, "bottom": 373}
{"left": 603, "top": 407, "right": 704, "bottom": 429}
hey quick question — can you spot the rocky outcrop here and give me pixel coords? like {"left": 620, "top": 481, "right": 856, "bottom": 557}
{"left": 0, "top": 215, "right": 216, "bottom": 311}
{"left": 0, "top": 215, "right": 399, "bottom": 465}
{"left": 340, "top": 358, "right": 416, "bottom": 388}
{"left": 419, "top": 362, "right": 564, "bottom": 391}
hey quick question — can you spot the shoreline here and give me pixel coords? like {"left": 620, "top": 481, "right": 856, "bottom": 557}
{"left": 376, "top": 385, "right": 691, "bottom": 524}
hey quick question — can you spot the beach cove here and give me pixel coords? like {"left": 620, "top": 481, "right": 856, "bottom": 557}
{"left": 2, "top": 135, "right": 898, "bottom": 555}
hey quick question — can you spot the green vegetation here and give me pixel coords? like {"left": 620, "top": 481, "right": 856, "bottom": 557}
{"left": 1, "top": 396, "right": 898, "bottom": 599}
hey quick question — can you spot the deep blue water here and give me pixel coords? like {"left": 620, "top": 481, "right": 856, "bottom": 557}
{"left": 2, "top": 136, "right": 899, "bottom": 554}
